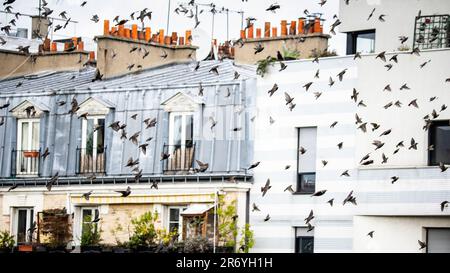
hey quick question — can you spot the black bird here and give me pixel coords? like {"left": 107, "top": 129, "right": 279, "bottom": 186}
{"left": 268, "top": 84, "right": 278, "bottom": 97}
{"left": 8, "top": 183, "right": 18, "bottom": 192}
{"left": 304, "top": 210, "right": 314, "bottom": 224}
{"left": 418, "top": 240, "right": 427, "bottom": 250}
{"left": 266, "top": 3, "right": 281, "bottom": 13}
{"left": 248, "top": 162, "right": 261, "bottom": 170}
{"left": 441, "top": 201, "right": 449, "bottom": 212}
{"left": 116, "top": 186, "right": 131, "bottom": 197}
{"left": 261, "top": 179, "right": 271, "bottom": 197}
{"left": 46, "top": 172, "right": 59, "bottom": 191}
{"left": 252, "top": 203, "right": 260, "bottom": 212}
{"left": 311, "top": 190, "right": 327, "bottom": 197}
{"left": 82, "top": 190, "right": 93, "bottom": 201}
{"left": 391, "top": 176, "right": 399, "bottom": 184}
{"left": 439, "top": 162, "right": 448, "bottom": 172}
{"left": 367, "top": 231, "right": 375, "bottom": 238}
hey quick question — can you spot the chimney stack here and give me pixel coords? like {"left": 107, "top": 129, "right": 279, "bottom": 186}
{"left": 233, "top": 17, "right": 330, "bottom": 65}
{"left": 95, "top": 20, "right": 198, "bottom": 79}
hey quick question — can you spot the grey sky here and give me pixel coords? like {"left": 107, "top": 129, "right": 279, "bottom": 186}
{"left": 1, "top": 0, "right": 346, "bottom": 55}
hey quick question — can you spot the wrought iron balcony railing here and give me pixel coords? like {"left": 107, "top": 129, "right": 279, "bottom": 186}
{"left": 11, "top": 149, "right": 41, "bottom": 177}
{"left": 75, "top": 146, "right": 107, "bottom": 175}
{"left": 163, "top": 143, "right": 196, "bottom": 174}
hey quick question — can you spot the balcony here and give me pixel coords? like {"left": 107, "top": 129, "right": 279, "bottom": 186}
{"left": 163, "top": 143, "right": 196, "bottom": 174}
{"left": 76, "top": 146, "right": 107, "bottom": 175}
{"left": 11, "top": 149, "right": 41, "bottom": 177}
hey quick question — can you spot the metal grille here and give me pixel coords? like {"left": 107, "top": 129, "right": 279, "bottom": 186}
{"left": 75, "top": 146, "right": 107, "bottom": 175}
{"left": 11, "top": 149, "right": 41, "bottom": 177}
{"left": 414, "top": 15, "right": 450, "bottom": 50}
{"left": 163, "top": 143, "right": 196, "bottom": 174}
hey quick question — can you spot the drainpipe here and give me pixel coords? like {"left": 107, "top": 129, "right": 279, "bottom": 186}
{"left": 236, "top": 82, "right": 244, "bottom": 171}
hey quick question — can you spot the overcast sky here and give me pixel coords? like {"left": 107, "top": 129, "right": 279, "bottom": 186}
{"left": 1, "top": 0, "right": 346, "bottom": 55}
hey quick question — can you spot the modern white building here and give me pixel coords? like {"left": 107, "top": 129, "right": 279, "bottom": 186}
{"left": 250, "top": 0, "right": 450, "bottom": 253}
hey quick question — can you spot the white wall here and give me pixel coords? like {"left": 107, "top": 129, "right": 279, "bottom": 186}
{"left": 250, "top": 56, "right": 358, "bottom": 252}
{"left": 353, "top": 215, "right": 450, "bottom": 253}
{"left": 339, "top": 0, "right": 450, "bottom": 52}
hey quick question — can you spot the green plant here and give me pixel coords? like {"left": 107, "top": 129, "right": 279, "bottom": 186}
{"left": 188, "top": 216, "right": 204, "bottom": 237}
{"left": 256, "top": 56, "right": 277, "bottom": 77}
{"left": 0, "top": 230, "right": 15, "bottom": 249}
{"left": 216, "top": 196, "right": 238, "bottom": 249}
{"left": 80, "top": 216, "right": 102, "bottom": 247}
{"left": 398, "top": 44, "right": 410, "bottom": 51}
{"left": 238, "top": 224, "right": 255, "bottom": 253}
{"left": 281, "top": 47, "right": 300, "bottom": 60}
{"left": 128, "top": 211, "right": 159, "bottom": 248}
{"left": 156, "top": 229, "right": 179, "bottom": 246}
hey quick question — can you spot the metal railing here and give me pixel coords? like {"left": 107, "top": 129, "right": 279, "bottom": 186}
{"left": 75, "top": 146, "right": 107, "bottom": 175}
{"left": 11, "top": 149, "right": 41, "bottom": 177}
{"left": 163, "top": 143, "right": 196, "bottom": 173}
{"left": 413, "top": 14, "right": 450, "bottom": 50}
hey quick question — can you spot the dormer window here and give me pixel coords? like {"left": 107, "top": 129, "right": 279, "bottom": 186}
{"left": 10, "top": 100, "right": 49, "bottom": 177}
{"left": 161, "top": 92, "right": 203, "bottom": 174}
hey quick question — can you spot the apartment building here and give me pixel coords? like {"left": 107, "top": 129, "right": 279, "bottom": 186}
{"left": 0, "top": 21, "right": 256, "bottom": 247}
{"left": 250, "top": 0, "right": 450, "bottom": 253}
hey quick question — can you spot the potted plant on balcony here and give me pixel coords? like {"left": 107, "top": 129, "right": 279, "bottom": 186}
{"left": 40, "top": 209, "right": 73, "bottom": 253}
{"left": 128, "top": 211, "right": 159, "bottom": 253}
{"left": 0, "top": 230, "right": 15, "bottom": 253}
{"left": 23, "top": 151, "right": 39, "bottom": 158}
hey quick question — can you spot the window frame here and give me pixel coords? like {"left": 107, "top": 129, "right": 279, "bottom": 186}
{"left": 296, "top": 127, "right": 317, "bottom": 194}
{"left": 80, "top": 207, "right": 100, "bottom": 235}
{"left": 13, "top": 207, "right": 34, "bottom": 245}
{"left": 167, "top": 206, "right": 187, "bottom": 236}
{"left": 16, "top": 118, "right": 40, "bottom": 176}
{"left": 426, "top": 227, "right": 450, "bottom": 253}
{"left": 346, "top": 29, "right": 376, "bottom": 55}
{"left": 81, "top": 116, "right": 106, "bottom": 156}
{"left": 294, "top": 227, "right": 314, "bottom": 253}
{"left": 428, "top": 120, "right": 450, "bottom": 166}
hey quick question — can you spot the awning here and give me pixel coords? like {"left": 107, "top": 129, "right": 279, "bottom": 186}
{"left": 180, "top": 204, "right": 215, "bottom": 216}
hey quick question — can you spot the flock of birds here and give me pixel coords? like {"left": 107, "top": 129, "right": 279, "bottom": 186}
{"left": 1, "top": 0, "right": 450, "bottom": 252}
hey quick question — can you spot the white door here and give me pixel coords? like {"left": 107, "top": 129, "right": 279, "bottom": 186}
{"left": 13, "top": 208, "right": 34, "bottom": 244}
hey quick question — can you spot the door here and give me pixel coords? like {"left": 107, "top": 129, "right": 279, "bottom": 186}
{"left": 17, "top": 119, "right": 40, "bottom": 175}
{"left": 81, "top": 117, "right": 105, "bottom": 173}
{"left": 15, "top": 208, "right": 34, "bottom": 244}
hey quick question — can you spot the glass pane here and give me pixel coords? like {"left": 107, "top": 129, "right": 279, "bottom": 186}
{"left": 169, "top": 223, "right": 179, "bottom": 233}
{"left": 21, "top": 122, "right": 29, "bottom": 150}
{"left": 356, "top": 32, "right": 375, "bottom": 53}
{"left": 300, "top": 237, "right": 314, "bottom": 253}
{"left": 428, "top": 229, "right": 450, "bottom": 253}
{"left": 17, "top": 210, "right": 27, "bottom": 243}
{"left": 97, "top": 119, "right": 105, "bottom": 153}
{"left": 85, "top": 119, "right": 94, "bottom": 155}
{"left": 298, "top": 173, "right": 316, "bottom": 193}
{"left": 169, "top": 209, "right": 180, "bottom": 222}
{"left": 173, "top": 115, "right": 182, "bottom": 147}
{"left": 31, "top": 122, "right": 39, "bottom": 150}
{"left": 185, "top": 115, "right": 194, "bottom": 148}
{"left": 435, "top": 126, "right": 450, "bottom": 164}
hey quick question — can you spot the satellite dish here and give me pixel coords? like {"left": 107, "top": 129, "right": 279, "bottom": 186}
{"left": 191, "top": 28, "right": 212, "bottom": 61}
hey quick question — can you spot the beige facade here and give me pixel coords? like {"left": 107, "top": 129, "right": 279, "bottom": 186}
{"left": 96, "top": 36, "right": 198, "bottom": 79}
{"left": 0, "top": 50, "right": 90, "bottom": 80}
{"left": 234, "top": 34, "right": 330, "bottom": 65}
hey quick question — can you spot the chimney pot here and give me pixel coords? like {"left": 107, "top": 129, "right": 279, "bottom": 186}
{"left": 185, "top": 30, "right": 192, "bottom": 45}
{"left": 298, "top": 18, "right": 305, "bottom": 34}
{"left": 159, "top": 29, "right": 165, "bottom": 44}
{"left": 256, "top": 28, "right": 262, "bottom": 38}
{"left": 77, "top": 41, "right": 84, "bottom": 51}
{"left": 240, "top": 29, "right": 246, "bottom": 39}
{"left": 51, "top": 42, "right": 57, "bottom": 52}
{"left": 145, "top": 27, "right": 151, "bottom": 42}
{"left": 131, "top": 24, "right": 138, "bottom": 39}
{"left": 43, "top": 38, "right": 51, "bottom": 51}
{"left": 118, "top": 25, "right": 125, "bottom": 37}
{"left": 104, "top": 20, "right": 110, "bottom": 36}
{"left": 179, "top": 37, "right": 185, "bottom": 46}
{"left": 313, "top": 18, "right": 321, "bottom": 33}
{"left": 248, "top": 24, "right": 254, "bottom": 39}
{"left": 281, "top": 20, "right": 287, "bottom": 36}
{"left": 89, "top": 51, "right": 95, "bottom": 60}
{"left": 171, "top": 32, "right": 178, "bottom": 45}
{"left": 290, "top": 20, "right": 297, "bottom": 35}
{"left": 264, "top": 22, "right": 271, "bottom": 38}
{"left": 272, "top": 27, "right": 278, "bottom": 37}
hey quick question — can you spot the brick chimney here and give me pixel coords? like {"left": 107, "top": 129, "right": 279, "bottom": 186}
{"left": 234, "top": 17, "right": 331, "bottom": 64}
{"left": 96, "top": 20, "right": 198, "bottom": 79}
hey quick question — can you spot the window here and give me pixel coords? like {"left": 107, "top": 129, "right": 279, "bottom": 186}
{"left": 346, "top": 30, "right": 376, "bottom": 54}
{"left": 14, "top": 208, "right": 34, "bottom": 244}
{"left": 414, "top": 15, "right": 450, "bottom": 50}
{"left": 297, "top": 127, "right": 317, "bottom": 193}
{"left": 81, "top": 207, "right": 99, "bottom": 235}
{"left": 16, "top": 119, "right": 40, "bottom": 176}
{"left": 427, "top": 228, "right": 450, "bottom": 253}
{"left": 79, "top": 117, "right": 106, "bottom": 174}
{"left": 168, "top": 207, "right": 186, "bottom": 236}
{"left": 428, "top": 120, "right": 450, "bottom": 165}
{"left": 295, "top": 227, "right": 314, "bottom": 253}
{"left": 165, "top": 113, "right": 195, "bottom": 172}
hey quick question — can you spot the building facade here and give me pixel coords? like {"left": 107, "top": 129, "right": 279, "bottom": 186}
{"left": 250, "top": 0, "right": 450, "bottom": 253}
